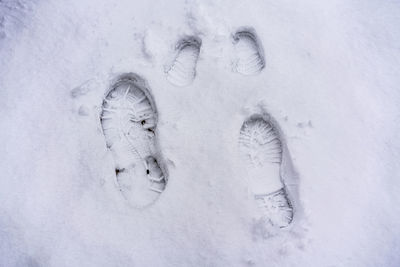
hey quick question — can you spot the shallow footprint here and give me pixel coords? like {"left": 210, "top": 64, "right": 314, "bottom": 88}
{"left": 166, "top": 36, "right": 201, "bottom": 87}
{"left": 101, "top": 73, "right": 167, "bottom": 207}
{"left": 233, "top": 28, "right": 265, "bottom": 75}
{"left": 239, "top": 115, "right": 293, "bottom": 228}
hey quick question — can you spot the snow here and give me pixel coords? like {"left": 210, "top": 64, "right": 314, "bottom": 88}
{"left": 1, "top": 0, "right": 400, "bottom": 266}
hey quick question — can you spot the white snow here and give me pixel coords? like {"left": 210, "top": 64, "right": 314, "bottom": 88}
{"left": 1, "top": 0, "right": 400, "bottom": 266}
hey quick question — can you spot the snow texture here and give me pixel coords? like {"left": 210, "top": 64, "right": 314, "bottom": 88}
{"left": 1, "top": 0, "right": 400, "bottom": 266}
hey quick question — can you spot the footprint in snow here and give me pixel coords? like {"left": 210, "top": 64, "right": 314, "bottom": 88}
{"left": 97, "top": 27, "right": 297, "bottom": 231}
{"left": 101, "top": 73, "right": 167, "bottom": 208}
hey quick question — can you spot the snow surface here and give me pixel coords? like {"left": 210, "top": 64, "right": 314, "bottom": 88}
{"left": 1, "top": 0, "right": 400, "bottom": 266}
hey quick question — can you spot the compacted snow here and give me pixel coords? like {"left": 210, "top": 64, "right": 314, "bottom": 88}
{"left": 1, "top": 0, "right": 400, "bottom": 266}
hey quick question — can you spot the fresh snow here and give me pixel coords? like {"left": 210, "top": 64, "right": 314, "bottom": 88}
{"left": 1, "top": 0, "right": 400, "bottom": 266}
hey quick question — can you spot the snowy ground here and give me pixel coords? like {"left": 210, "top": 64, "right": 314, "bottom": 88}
{"left": 1, "top": 0, "right": 400, "bottom": 266}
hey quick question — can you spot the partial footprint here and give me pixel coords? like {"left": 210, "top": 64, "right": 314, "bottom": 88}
{"left": 101, "top": 73, "right": 167, "bottom": 207}
{"left": 166, "top": 36, "right": 201, "bottom": 87}
{"left": 239, "top": 115, "right": 293, "bottom": 228}
{"left": 233, "top": 28, "right": 265, "bottom": 75}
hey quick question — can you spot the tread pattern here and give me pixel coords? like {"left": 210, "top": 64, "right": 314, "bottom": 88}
{"left": 166, "top": 37, "right": 201, "bottom": 87}
{"left": 239, "top": 118, "right": 282, "bottom": 166}
{"left": 239, "top": 116, "right": 293, "bottom": 228}
{"left": 101, "top": 74, "right": 166, "bottom": 207}
{"left": 233, "top": 30, "right": 265, "bottom": 75}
